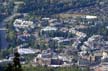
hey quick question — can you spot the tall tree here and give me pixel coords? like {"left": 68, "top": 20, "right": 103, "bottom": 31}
{"left": 5, "top": 50, "right": 22, "bottom": 71}
{"left": 13, "top": 51, "right": 22, "bottom": 71}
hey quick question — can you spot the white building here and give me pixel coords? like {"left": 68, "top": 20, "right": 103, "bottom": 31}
{"left": 18, "top": 48, "right": 36, "bottom": 55}
{"left": 13, "top": 19, "right": 34, "bottom": 29}
{"left": 41, "top": 26, "right": 57, "bottom": 31}
{"left": 85, "top": 15, "right": 97, "bottom": 19}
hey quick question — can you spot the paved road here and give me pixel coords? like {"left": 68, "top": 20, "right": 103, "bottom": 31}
{"left": 0, "top": 22, "right": 8, "bottom": 49}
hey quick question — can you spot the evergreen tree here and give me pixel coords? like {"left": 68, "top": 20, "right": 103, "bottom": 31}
{"left": 5, "top": 51, "right": 22, "bottom": 71}
{"left": 13, "top": 51, "right": 22, "bottom": 71}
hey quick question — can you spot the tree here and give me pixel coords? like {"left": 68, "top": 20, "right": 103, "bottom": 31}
{"left": 5, "top": 63, "right": 13, "bottom": 71}
{"left": 13, "top": 51, "right": 22, "bottom": 71}
{"left": 5, "top": 51, "right": 22, "bottom": 71}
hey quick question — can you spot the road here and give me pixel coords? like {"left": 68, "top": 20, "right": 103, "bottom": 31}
{"left": 0, "top": 22, "right": 8, "bottom": 49}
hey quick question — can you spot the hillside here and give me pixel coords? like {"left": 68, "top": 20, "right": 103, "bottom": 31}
{"left": 18, "top": 0, "right": 97, "bottom": 16}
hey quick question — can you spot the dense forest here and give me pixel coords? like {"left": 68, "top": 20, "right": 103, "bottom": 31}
{"left": 0, "top": 0, "right": 106, "bottom": 20}
{"left": 19, "top": 0, "right": 97, "bottom": 16}
{"left": 0, "top": 0, "right": 14, "bottom": 21}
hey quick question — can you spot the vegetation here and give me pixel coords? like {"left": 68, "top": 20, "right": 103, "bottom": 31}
{"left": 22, "top": 66, "right": 87, "bottom": 71}
{"left": 19, "top": 0, "right": 97, "bottom": 16}
{"left": 5, "top": 51, "right": 22, "bottom": 71}
{"left": 0, "top": 48, "right": 13, "bottom": 59}
{"left": 0, "top": 0, "right": 14, "bottom": 21}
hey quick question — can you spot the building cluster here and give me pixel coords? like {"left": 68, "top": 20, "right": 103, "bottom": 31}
{"left": 0, "top": 14, "right": 108, "bottom": 71}
{"left": 0, "top": 0, "right": 108, "bottom": 71}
